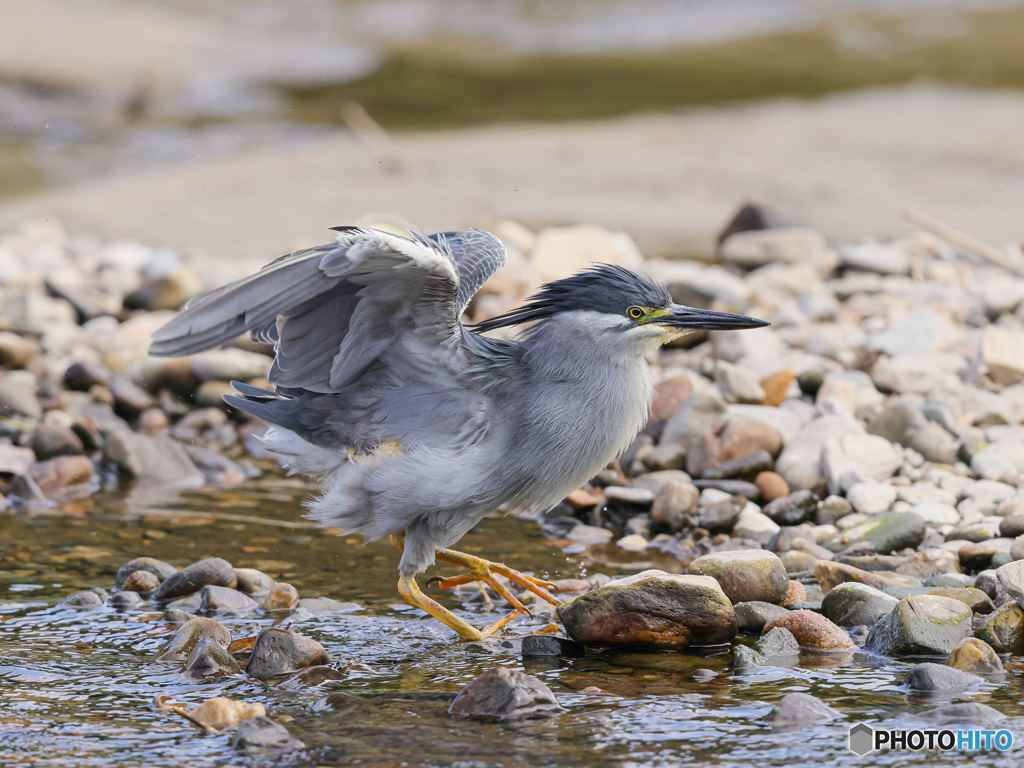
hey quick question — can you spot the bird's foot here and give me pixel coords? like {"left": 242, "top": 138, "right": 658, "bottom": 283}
{"left": 429, "top": 547, "right": 563, "bottom": 614}
{"left": 397, "top": 574, "right": 523, "bottom": 641}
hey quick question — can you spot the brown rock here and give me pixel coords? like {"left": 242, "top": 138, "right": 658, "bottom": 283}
{"left": 958, "top": 543, "right": 996, "bottom": 573}
{"left": 650, "top": 480, "right": 699, "bottom": 532}
{"left": 449, "top": 667, "right": 563, "bottom": 719}
{"left": 648, "top": 374, "right": 694, "bottom": 424}
{"left": 154, "top": 617, "right": 231, "bottom": 662}
{"left": 762, "top": 610, "right": 855, "bottom": 651}
{"left": 946, "top": 638, "right": 1003, "bottom": 675}
{"left": 926, "top": 587, "right": 994, "bottom": 615}
{"left": 814, "top": 560, "right": 911, "bottom": 593}
{"left": 121, "top": 570, "right": 160, "bottom": 593}
{"left": 246, "top": 628, "right": 331, "bottom": 677}
{"left": 755, "top": 471, "right": 789, "bottom": 502}
{"left": 686, "top": 549, "right": 789, "bottom": 605}
{"left": 261, "top": 583, "right": 300, "bottom": 611}
{"left": 686, "top": 415, "right": 782, "bottom": 477}
{"left": 187, "top": 697, "right": 264, "bottom": 730}
{"left": 153, "top": 557, "right": 237, "bottom": 602}
{"left": 783, "top": 580, "right": 808, "bottom": 606}
{"left": 557, "top": 570, "right": 736, "bottom": 650}
{"left": 760, "top": 368, "right": 796, "bottom": 407}
{"left": 27, "top": 455, "right": 94, "bottom": 495}
{"left": 566, "top": 488, "right": 602, "bottom": 509}
{"left": 30, "top": 422, "right": 84, "bottom": 460}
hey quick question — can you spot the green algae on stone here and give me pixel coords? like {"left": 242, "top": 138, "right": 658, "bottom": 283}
{"left": 866, "top": 595, "right": 972, "bottom": 657}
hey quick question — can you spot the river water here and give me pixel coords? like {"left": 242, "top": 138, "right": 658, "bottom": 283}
{"left": 1, "top": 472, "right": 1022, "bottom": 766}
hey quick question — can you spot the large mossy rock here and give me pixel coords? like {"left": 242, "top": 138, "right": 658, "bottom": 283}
{"left": 823, "top": 512, "right": 925, "bottom": 554}
{"left": 866, "top": 595, "right": 973, "bottom": 657}
{"left": 557, "top": 570, "right": 736, "bottom": 650}
{"left": 685, "top": 549, "right": 789, "bottom": 605}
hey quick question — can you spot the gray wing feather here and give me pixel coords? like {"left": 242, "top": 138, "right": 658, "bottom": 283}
{"left": 150, "top": 227, "right": 504, "bottom": 396}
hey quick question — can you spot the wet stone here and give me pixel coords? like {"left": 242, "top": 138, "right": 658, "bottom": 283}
{"left": 246, "top": 628, "right": 330, "bottom": 678}
{"left": 974, "top": 604, "right": 1024, "bottom": 655}
{"left": 522, "top": 635, "right": 585, "bottom": 658}
{"left": 182, "top": 637, "right": 241, "bottom": 679}
{"left": 233, "top": 716, "right": 305, "bottom": 752}
{"left": 163, "top": 608, "right": 197, "bottom": 623}
{"left": 946, "top": 638, "right": 1003, "bottom": 675}
{"left": 61, "top": 591, "right": 104, "bottom": 610}
{"left": 153, "top": 557, "right": 236, "bottom": 602}
{"left": 764, "top": 693, "right": 839, "bottom": 727}
{"left": 821, "top": 582, "right": 898, "bottom": 628}
{"left": 449, "top": 667, "right": 563, "bottom": 720}
{"left": 296, "top": 597, "right": 361, "bottom": 614}
{"left": 763, "top": 490, "right": 819, "bottom": 526}
{"left": 762, "top": 610, "right": 855, "bottom": 651}
{"left": 734, "top": 601, "right": 789, "bottom": 634}
{"left": 200, "top": 585, "right": 258, "bottom": 614}
{"left": 164, "top": 593, "right": 203, "bottom": 614}
{"left": 110, "top": 591, "right": 145, "bottom": 610}
{"left": 906, "top": 663, "right": 982, "bottom": 692}
{"left": 234, "top": 568, "right": 276, "bottom": 596}
{"left": 756, "top": 627, "right": 800, "bottom": 657}
{"left": 686, "top": 549, "right": 789, "bottom": 605}
{"left": 733, "top": 645, "right": 767, "bottom": 671}
{"left": 866, "top": 595, "right": 973, "bottom": 657}
{"left": 120, "top": 569, "right": 159, "bottom": 594}
{"left": 154, "top": 617, "right": 231, "bottom": 663}
{"left": 261, "top": 583, "right": 299, "bottom": 611}
{"left": 557, "top": 570, "right": 736, "bottom": 650}
{"left": 912, "top": 703, "right": 1006, "bottom": 726}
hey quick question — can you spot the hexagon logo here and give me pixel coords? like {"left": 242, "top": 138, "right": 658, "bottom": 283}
{"left": 849, "top": 723, "right": 874, "bottom": 756}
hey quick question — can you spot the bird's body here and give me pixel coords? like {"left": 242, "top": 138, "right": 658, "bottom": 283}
{"left": 152, "top": 224, "right": 767, "bottom": 638}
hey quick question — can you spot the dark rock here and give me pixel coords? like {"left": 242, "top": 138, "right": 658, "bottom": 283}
{"left": 63, "top": 360, "right": 112, "bottom": 392}
{"left": 61, "top": 591, "right": 104, "bottom": 610}
{"left": 815, "top": 495, "right": 851, "bottom": 526}
{"left": 449, "top": 667, "right": 563, "bottom": 719}
{"left": 692, "top": 496, "right": 746, "bottom": 533}
{"left": 522, "top": 635, "right": 585, "bottom": 658}
{"left": 234, "top": 568, "right": 276, "bottom": 596}
{"left": 911, "top": 703, "right": 1006, "bottom": 726}
{"left": 702, "top": 449, "right": 773, "bottom": 481}
{"left": 974, "top": 603, "right": 1024, "bottom": 655}
{"left": 233, "top": 716, "right": 305, "bottom": 752}
{"left": 182, "top": 637, "right": 241, "bottom": 679}
{"left": 109, "top": 591, "right": 145, "bottom": 610}
{"left": 200, "top": 585, "right": 258, "bottom": 614}
{"left": 764, "top": 692, "right": 839, "bottom": 726}
{"left": 762, "top": 610, "right": 855, "bottom": 651}
{"left": 756, "top": 627, "right": 800, "bottom": 657}
{"left": 906, "top": 663, "right": 981, "bottom": 692}
{"left": 686, "top": 549, "right": 789, "bottom": 604}
{"left": 866, "top": 595, "right": 973, "bottom": 656}
{"left": 763, "top": 490, "right": 819, "bottom": 526}
{"left": 102, "top": 431, "right": 204, "bottom": 487}
{"left": 153, "top": 557, "right": 236, "bottom": 602}
{"left": 734, "top": 601, "right": 790, "bottom": 634}
{"left": 246, "top": 628, "right": 330, "bottom": 678}
{"left": 154, "top": 617, "right": 231, "bottom": 663}
{"left": 824, "top": 512, "right": 926, "bottom": 554}
{"left": 110, "top": 376, "right": 155, "bottom": 421}
{"left": 557, "top": 570, "right": 736, "bottom": 650}
{"left": 972, "top": 570, "right": 1002, "bottom": 602}
{"left": 691, "top": 479, "right": 761, "bottom": 499}
{"left": 999, "top": 513, "right": 1024, "bottom": 539}
{"left": 295, "top": 597, "right": 361, "bottom": 614}
{"left": 821, "top": 582, "right": 898, "bottom": 628}
{"left": 946, "top": 637, "right": 1003, "bottom": 675}
{"left": 958, "top": 543, "right": 996, "bottom": 573}
{"left": 30, "top": 422, "right": 84, "bottom": 460}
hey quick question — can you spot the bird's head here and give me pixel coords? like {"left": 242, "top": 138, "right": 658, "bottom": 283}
{"left": 472, "top": 263, "right": 769, "bottom": 353}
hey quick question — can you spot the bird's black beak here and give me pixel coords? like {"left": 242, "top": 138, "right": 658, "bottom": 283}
{"left": 662, "top": 304, "right": 770, "bottom": 331}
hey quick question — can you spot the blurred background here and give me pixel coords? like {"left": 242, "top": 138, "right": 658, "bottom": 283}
{"left": 1, "top": 0, "right": 1023, "bottom": 277}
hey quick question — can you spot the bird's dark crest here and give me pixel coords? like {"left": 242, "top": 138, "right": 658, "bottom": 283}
{"left": 472, "top": 263, "right": 670, "bottom": 332}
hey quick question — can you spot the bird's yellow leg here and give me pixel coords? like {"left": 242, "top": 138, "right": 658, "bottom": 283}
{"left": 390, "top": 531, "right": 514, "bottom": 640}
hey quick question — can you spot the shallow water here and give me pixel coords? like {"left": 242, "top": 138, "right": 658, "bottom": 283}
{"left": 2, "top": 474, "right": 1024, "bottom": 766}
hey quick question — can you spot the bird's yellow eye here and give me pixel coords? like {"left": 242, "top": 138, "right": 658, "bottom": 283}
{"left": 627, "top": 306, "right": 644, "bottom": 320}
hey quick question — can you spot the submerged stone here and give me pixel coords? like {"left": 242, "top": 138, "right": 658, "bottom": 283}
{"left": 246, "top": 628, "right": 330, "bottom": 678}
{"left": 449, "top": 667, "right": 563, "bottom": 720}
{"left": 154, "top": 617, "right": 231, "bottom": 663}
{"left": 182, "top": 637, "right": 241, "bottom": 679}
{"left": 905, "top": 663, "right": 981, "bottom": 692}
{"left": 910, "top": 703, "right": 1006, "bottom": 726}
{"left": 764, "top": 692, "right": 839, "bottom": 726}
{"left": 755, "top": 627, "right": 800, "bottom": 657}
{"left": 557, "top": 570, "right": 736, "bottom": 650}
{"left": 946, "top": 638, "right": 1003, "bottom": 675}
{"left": 233, "top": 717, "right": 305, "bottom": 752}
{"left": 521, "top": 635, "right": 585, "bottom": 658}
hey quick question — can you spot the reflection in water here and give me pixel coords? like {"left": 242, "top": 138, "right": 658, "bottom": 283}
{"left": 1, "top": 475, "right": 1023, "bottom": 766}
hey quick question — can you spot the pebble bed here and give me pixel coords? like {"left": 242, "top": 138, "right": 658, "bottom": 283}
{"left": 2, "top": 212, "right": 1024, "bottom": 764}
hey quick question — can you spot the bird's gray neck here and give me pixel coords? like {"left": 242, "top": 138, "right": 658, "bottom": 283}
{"left": 504, "top": 311, "right": 654, "bottom": 513}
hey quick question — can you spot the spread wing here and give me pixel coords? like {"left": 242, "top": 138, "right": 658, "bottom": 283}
{"left": 149, "top": 227, "right": 506, "bottom": 395}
